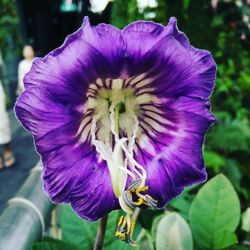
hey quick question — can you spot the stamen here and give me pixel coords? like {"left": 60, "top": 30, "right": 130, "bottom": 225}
{"left": 122, "top": 145, "right": 147, "bottom": 182}
{"left": 128, "top": 179, "right": 143, "bottom": 191}
{"left": 133, "top": 197, "right": 143, "bottom": 206}
{"left": 116, "top": 179, "right": 158, "bottom": 246}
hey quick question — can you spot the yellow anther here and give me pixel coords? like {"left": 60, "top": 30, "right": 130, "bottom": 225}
{"left": 115, "top": 231, "right": 126, "bottom": 241}
{"left": 117, "top": 215, "right": 124, "bottom": 226}
{"left": 121, "top": 214, "right": 128, "bottom": 229}
{"left": 137, "top": 186, "right": 148, "bottom": 193}
{"left": 130, "top": 219, "right": 135, "bottom": 239}
{"left": 133, "top": 197, "right": 143, "bottom": 206}
{"left": 115, "top": 231, "right": 121, "bottom": 236}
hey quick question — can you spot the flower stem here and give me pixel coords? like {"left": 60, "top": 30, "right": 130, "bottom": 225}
{"left": 94, "top": 215, "right": 108, "bottom": 250}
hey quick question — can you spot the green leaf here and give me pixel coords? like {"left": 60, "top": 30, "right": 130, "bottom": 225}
{"left": 32, "top": 237, "right": 81, "bottom": 250}
{"left": 221, "top": 160, "right": 242, "bottom": 191}
{"left": 204, "top": 150, "right": 226, "bottom": 172}
{"left": 241, "top": 208, "right": 250, "bottom": 232}
{"left": 58, "top": 205, "right": 98, "bottom": 249}
{"left": 228, "top": 245, "right": 250, "bottom": 250}
{"left": 138, "top": 209, "right": 163, "bottom": 230}
{"left": 58, "top": 205, "right": 142, "bottom": 249}
{"left": 58, "top": 205, "right": 122, "bottom": 249}
{"left": 155, "top": 212, "right": 193, "bottom": 250}
{"left": 168, "top": 195, "right": 192, "bottom": 220}
{"left": 104, "top": 239, "right": 135, "bottom": 250}
{"left": 151, "top": 214, "right": 164, "bottom": 248}
{"left": 137, "top": 229, "right": 154, "bottom": 250}
{"left": 189, "top": 174, "right": 240, "bottom": 250}
{"left": 207, "top": 120, "right": 250, "bottom": 153}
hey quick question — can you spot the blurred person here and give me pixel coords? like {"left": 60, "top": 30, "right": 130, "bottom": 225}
{"left": 0, "top": 55, "right": 15, "bottom": 169}
{"left": 17, "top": 45, "right": 35, "bottom": 94}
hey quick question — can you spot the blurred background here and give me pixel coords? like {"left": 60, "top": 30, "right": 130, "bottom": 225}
{"left": 0, "top": 0, "right": 250, "bottom": 249}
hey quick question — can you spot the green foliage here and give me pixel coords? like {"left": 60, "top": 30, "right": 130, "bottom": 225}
{"left": 32, "top": 237, "right": 81, "bottom": 250}
{"left": 58, "top": 205, "right": 142, "bottom": 250}
{"left": 137, "top": 229, "right": 154, "bottom": 250}
{"left": 0, "top": 0, "right": 20, "bottom": 57}
{"left": 58, "top": 205, "right": 98, "bottom": 249}
{"left": 204, "top": 150, "right": 226, "bottom": 172}
{"left": 207, "top": 120, "right": 250, "bottom": 153}
{"left": 189, "top": 174, "right": 240, "bottom": 249}
{"left": 155, "top": 212, "right": 193, "bottom": 250}
{"left": 168, "top": 187, "right": 195, "bottom": 221}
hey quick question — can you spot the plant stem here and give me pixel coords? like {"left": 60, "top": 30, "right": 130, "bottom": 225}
{"left": 94, "top": 215, "right": 108, "bottom": 250}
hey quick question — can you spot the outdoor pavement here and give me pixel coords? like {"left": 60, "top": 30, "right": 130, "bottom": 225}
{"left": 0, "top": 111, "right": 39, "bottom": 213}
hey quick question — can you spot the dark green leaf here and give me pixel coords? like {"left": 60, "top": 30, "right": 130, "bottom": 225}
{"left": 32, "top": 237, "right": 81, "bottom": 250}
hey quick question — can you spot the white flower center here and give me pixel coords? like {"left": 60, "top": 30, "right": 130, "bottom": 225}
{"left": 78, "top": 77, "right": 160, "bottom": 244}
{"left": 87, "top": 79, "right": 150, "bottom": 197}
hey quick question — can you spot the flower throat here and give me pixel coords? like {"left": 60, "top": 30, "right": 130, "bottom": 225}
{"left": 83, "top": 78, "right": 158, "bottom": 246}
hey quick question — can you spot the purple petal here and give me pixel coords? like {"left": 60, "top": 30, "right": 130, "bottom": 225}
{"left": 123, "top": 18, "right": 216, "bottom": 99}
{"left": 15, "top": 86, "right": 118, "bottom": 220}
{"left": 43, "top": 147, "right": 118, "bottom": 221}
{"left": 122, "top": 20, "right": 164, "bottom": 70}
{"left": 134, "top": 96, "right": 215, "bottom": 206}
{"left": 15, "top": 87, "right": 80, "bottom": 139}
{"left": 24, "top": 17, "right": 125, "bottom": 103}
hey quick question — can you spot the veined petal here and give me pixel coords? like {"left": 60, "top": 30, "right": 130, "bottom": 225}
{"left": 123, "top": 18, "right": 216, "bottom": 99}
{"left": 15, "top": 87, "right": 80, "bottom": 139}
{"left": 134, "top": 97, "right": 215, "bottom": 206}
{"left": 122, "top": 21, "right": 164, "bottom": 71}
{"left": 15, "top": 86, "right": 118, "bottom": 220}
{"left": 24, "top": 17, "right": 125, "bottom": 103}
{"left": 43, "top": 145, "right": 119, "bottom": 221}
{"left": 81, "top": 17, "right": 125, "bottom": 75}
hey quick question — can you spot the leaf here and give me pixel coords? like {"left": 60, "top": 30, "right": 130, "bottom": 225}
{"left": 204, "top": 150, "right": 226, "bottom": 172}
{"left": 228, "top": 245, "right": 250, "bottom": 250}
{"left": 189, "top": 174, "right": 240, "bottom": 250}
{"left": 168, "top": 194, "right": 191, "bottom": 220}
{"left": 58, "top": 205, "right": 142, "bottom": 249}
{"left": 138, "top": 209, "right": 163, "bottom": 230}
{"left": 241, "top": 208, "right": 250, "bottom": 232}
{"left": 137, "top": 229, "right": 154, "bottom": 250}
{"left": 32, "top": 237, "right": 81, "bottom": 250}
{"left": 58, "top": 205, "right": 98, "bottom": 250}
{"left": 207, "top": 120, "right": 250, "bottom": 153}
{"left": 104, "top": 239, "right": 135, "bottom": 250}
{"left": 151, "top": 214, "right": 164, "bottom": 248}
{"left": 221, "top": 160, "right": 242, "bottom": 191}
{"left": 155, "top": 212, "right": 193, "bottom": 250}
{"left": 58, "top": 205, "right": 121, "bottom": 249}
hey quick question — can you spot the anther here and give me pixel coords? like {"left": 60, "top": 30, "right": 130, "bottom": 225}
{"left": 123, "top": 190, "right": 136, "bottom": 208}
{"left": 144, "top": 194, "right": 158, "bottom": 208}
{"left": 128, "top": 178, "right": 142, "bottom": 191}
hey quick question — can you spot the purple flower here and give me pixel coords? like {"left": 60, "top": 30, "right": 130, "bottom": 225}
{"left": 15, "top": 17, "right": 216, "bottom": 245}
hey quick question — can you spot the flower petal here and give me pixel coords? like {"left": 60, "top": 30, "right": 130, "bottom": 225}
{"left": 68, "top": 160, "right": 119, "bottom": 221}
{"left": 43, "top": 145, "right": 119, "bottom": 221}
{"left": 16, "top": 86, "right": 118, "bottom": 220}
{"left": 15, "top": 87, "right": 80, "bottom": 139}
{"left": 24, "top": 17, "right": 125, "bottom": 103}
{"left": 134, "top": 97, "right": 215, "bottom": 207}
{"left": 81, "top": 17, "right": 125, "bottom": 74}
{"left": 123, "top": 18, "right": 216, "bottom": 99}
{"left": 122, "top": 20, "right": 164, "bottom": 66}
